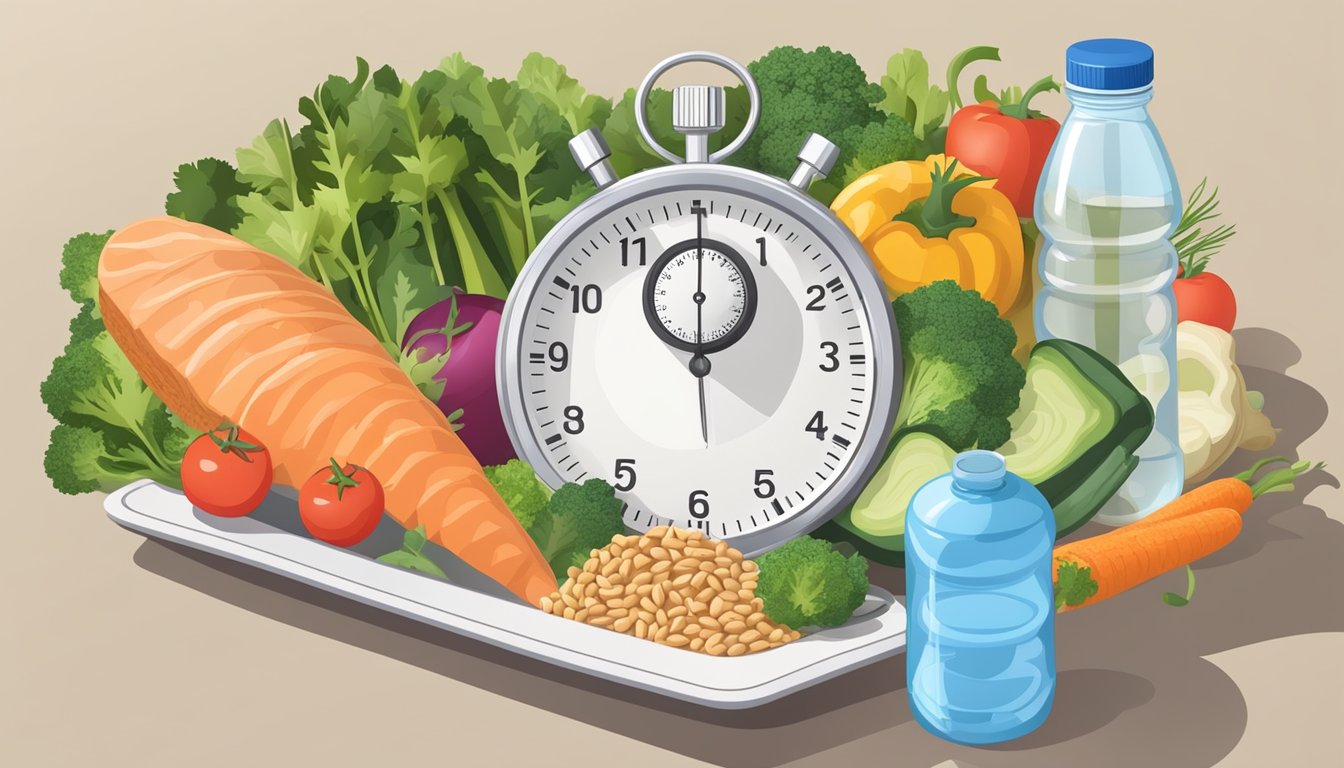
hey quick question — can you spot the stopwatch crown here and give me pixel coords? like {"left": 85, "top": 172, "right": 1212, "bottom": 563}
{"left": 672, "top": 85, "right": 726, "bottom": 163}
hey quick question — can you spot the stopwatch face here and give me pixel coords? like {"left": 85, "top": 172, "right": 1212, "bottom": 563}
{"left": 498, "top": 166, "right": 899, "bottom": 556}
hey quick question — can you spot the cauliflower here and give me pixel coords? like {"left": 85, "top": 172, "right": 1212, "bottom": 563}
{"left": 1175, "top": 321, "right": 1276, "bottom": 483}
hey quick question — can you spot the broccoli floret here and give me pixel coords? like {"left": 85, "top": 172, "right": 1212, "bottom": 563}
{"left": 839, "top": 119, "right": 919, "bottom": 186}
{"left": 41, "top": 331, "right": 189, "bottom": 492}
{"left": 58, "top": 231, "right": 112, "bottom": 306}
{"left": 536, "top": 478, "right": 624, "bottom": 579}
{"left": 739, "top": 46, "right": 920, "bottom": 200}
{"left": 756, "top": 536, "right": 869, "bottom": 629}
{"left": 892, "top": 280, "right": 1025, "bottom": 450}
{"left": 45, "top": 423, "right": 179, "bottom": 494}
{"left": 45, "top": 229, "right": 195, "bottom": 495}
{"left": 483, "top": 459, "right": 553, "bottom": 535}
{"left": 67, "top": 303, "right": 104, "bottom": 345}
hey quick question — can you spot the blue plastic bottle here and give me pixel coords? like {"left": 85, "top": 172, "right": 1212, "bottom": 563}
{"left": 1034, "top": 38, "right": 1184, "bottom": 524}
{"left": 906, "top": 451, "right": 1056, "bottom": 745}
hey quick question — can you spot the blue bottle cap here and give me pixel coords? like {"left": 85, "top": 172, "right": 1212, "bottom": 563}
{"left": 952, "top": 450, "right": 1007, "bottom": 492}
{"left": 1066, "top": 38, "right": 1154, "bottom": 90}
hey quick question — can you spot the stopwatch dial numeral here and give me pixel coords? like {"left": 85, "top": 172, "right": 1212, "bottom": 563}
{"left": 570, "top": 284, "right": 602, "bottom": 313}
{"left": 819, "top": 341, "right": 839, "bottom": 372}
{"left": 614, "top": 458, "right": 637, "bottom": 492}
{"left": 755, "top": 236, "right": 767, "bottom": 267}
{"left": 753, "top": 469, "right": 776, "bottom": 499}
{"left": 805, "top": 411, "right": 828, "bottom": 441}
{"left": 688, "top": 490, "right": 710, "bottom": 519}
{"left": 804, "top": 284, "right": 826, "bottom": 311}
{"left": 619, "top": 237, "right": 647, "bottom": 267}
{"left": 548, "top": 341, "right": 568, "bottom": 372}
{"left": 563, "top": 405, "right": 585, "bottom": 434}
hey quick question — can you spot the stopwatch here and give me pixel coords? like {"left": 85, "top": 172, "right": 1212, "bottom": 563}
{"left": 497, "top": 52, "right": 900, "bottom": 556}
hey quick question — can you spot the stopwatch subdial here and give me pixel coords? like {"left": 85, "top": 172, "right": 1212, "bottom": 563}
{"left": 642, "top": 238, "right": 757, "bottom": 354}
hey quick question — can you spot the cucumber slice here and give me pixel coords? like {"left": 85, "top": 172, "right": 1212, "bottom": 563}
{"left": 850, "top": 428, "right": 954, "bottom": 537}
{"left": 823, "top": 428, "right": 953, "bottom": 565}
{"left": 1006, "top": 340, "right": 1153, "bottom": 505}
{"left": 1000, "top": 342, "right": 1119, "bottom": 483}
{"left": 819, "top": 339, "right": 1154, "bottom": 563}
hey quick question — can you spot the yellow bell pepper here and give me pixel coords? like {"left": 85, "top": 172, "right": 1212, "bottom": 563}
{"left": 831, "top": 154, "right": 1024, "bottom": 316}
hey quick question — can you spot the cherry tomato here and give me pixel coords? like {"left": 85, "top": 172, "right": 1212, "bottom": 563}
{"left": 1174, "top": 271, "right": 1237, "bottom": 332}
{"left": 298, "top": 460, "right": 385, "bottom": 547}
{"left": 181, "top": 426, "right": 273, "bottom": 517}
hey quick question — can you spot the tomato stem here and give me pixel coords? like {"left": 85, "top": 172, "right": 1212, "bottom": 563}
{"left": 207, "top": 423, "right": 261, "bottom": 463}
{"left": 325, "top": 457, "right": 361, "bottom": 501}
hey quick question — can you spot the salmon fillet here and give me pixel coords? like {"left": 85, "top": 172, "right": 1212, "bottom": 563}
{"left": 98, "top": 217, "right": 557, "bottom": 605}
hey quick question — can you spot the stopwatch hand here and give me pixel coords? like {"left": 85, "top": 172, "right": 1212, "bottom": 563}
{"left": 698, "top": 376, "right": 709, "bottom": 446}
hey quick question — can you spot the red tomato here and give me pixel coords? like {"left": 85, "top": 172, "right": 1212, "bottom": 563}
{"left": 298, "top": 460, "right": 385, "bottom": 547}
{"left": 181, "top": 426, "right": 273, "bottom": 517}
{"left": 1174, "top": 271, "right": 1237, "bottom": 332}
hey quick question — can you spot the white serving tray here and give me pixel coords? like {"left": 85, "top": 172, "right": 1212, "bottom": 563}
{"left": 105, "top": 480, "right": 906, "bottom": 708}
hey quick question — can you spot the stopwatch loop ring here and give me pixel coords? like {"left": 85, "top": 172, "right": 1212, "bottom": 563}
{"left": 634, "top": 51, "right": 761, "bottom": 165}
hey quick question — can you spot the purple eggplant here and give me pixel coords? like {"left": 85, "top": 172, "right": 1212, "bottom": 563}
{"left": 401, "top": 291, "right": 516, "bottom": 466}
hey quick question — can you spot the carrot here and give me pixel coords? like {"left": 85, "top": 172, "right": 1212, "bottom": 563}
{"left": 1127, "top": 456, "right": 1319, "bottom": 530}
{"left": 1053, "top": 507, "right": 1243, "bottom": 612}
{"left": 1051, "top": 457, "right": 1322, "bottom": 612}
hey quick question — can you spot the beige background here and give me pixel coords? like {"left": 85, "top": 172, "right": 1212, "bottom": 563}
{"left": 3, "top": 0, "right": 1342, "bottom": 765}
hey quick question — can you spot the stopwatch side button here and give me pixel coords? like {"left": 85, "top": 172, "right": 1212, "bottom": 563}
{"left": 788, "top": 133, "right": 841, "bottom": 190}
{"left": 569, "top": 128, "right": 619, "bottom": 189}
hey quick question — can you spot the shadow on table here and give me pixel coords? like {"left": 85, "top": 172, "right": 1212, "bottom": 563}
{"left": 132, "top": 328, "right": 1338, "bottom": 768}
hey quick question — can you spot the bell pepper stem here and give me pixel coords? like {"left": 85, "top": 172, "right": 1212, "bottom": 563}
{"left": 891, "top": 160, "right": 991, "bottom": 239}
{"left": 947, "top": 46, "right": 1002, "bottom": 110}
{"left": 999, "top": 75, "right": 1061, "bottom": 119}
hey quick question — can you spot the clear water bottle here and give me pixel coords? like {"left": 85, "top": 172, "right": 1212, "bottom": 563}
{"left": 1034, "top": 38, "right": 1183, "bottom": 524}
{"left": 906, "top": 451, "right": 1056, "bottom": 745}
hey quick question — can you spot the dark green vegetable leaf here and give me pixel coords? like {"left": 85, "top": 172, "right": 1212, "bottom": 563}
{"left": 377, "top": 526, "right": 448, "bottom": 578}
{"left": 1054, "top": 560, "right": 1098, "bottom": 611}
{"left": 165, "top": 158, "right": 252, "bottom": 233}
